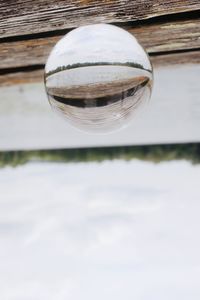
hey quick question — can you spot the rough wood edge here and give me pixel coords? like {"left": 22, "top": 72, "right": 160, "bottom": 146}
{"left": 1, "top": 0, "right": 200, "bottom": 38}
{"left": 1, "top": 18, "right": 200, "bottom": 70}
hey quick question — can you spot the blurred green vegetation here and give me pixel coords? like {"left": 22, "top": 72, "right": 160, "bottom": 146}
{"left": 0, "top": 143, "right": 200, "bottom": 168}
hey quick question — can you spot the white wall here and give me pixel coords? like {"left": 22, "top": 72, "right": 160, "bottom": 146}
{"left": 0, "top": 64, "right": 200, "bottom": 150}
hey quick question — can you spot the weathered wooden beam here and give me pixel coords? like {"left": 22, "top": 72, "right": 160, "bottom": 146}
{"left": 129, "top": 18, "right": 200, "bottom": 53}
{"left": 1, "top": 51, "right": 199, "bottom": 87}
{"left": 1, "top": 0, "right": 200, "bottom": 38}
{"left": 1, "top": 18, "right": 200, "bottom": 70}
{"left": 0, "top": 70, "right": 43, "bottom": 87}
{"left": 151, "top": 50, "right": 200, "bottom": 66}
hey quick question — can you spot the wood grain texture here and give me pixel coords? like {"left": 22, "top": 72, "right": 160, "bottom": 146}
{"left": 1, "top": 51, "right": 199, "bottom": 87}
{"left": 1, "top": 18, "right": 200, "bottom": 69}
{"left": 151, "top": 50, "right": 200, "bottom": 66}
{"left": 129, "top": 18, "right": 200, "bottom": 53}
{"left": 0, "top": 70, "right": 44, "bottom": 87}
{"left": 1, "top": 0, "right": 200, "bottom": 38}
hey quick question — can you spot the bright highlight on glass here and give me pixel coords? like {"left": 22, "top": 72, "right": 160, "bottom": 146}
{"left": 44, "top": 24, "right": 153, "bottom": 133}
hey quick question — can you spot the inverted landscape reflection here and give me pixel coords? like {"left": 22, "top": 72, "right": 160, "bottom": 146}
{"left": 0, "top": 159, "right": 200, "bottom": 300}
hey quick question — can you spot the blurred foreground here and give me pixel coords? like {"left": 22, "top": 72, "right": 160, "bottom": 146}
{"left": 0, "top": 143, "right": 200, "bottom": 167}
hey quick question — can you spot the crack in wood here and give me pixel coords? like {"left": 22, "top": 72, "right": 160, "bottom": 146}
{"left": 1, "top": 0, "right": 200, "bottom": 38}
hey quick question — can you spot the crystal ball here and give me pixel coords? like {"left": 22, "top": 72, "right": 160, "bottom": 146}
{"left": 44, "top": 24, "right": 153, "bottom": 133}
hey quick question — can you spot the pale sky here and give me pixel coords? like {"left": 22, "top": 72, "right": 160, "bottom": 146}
{"left": 0, "top": 159, "right": 200, "bottom": 299}
{"left": 45, "top": 24, "right": 152, "bottom": 73}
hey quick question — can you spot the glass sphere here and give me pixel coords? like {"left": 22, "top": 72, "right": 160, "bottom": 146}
{"left": 44, "top": 24, "right": 153, "bottom": 133}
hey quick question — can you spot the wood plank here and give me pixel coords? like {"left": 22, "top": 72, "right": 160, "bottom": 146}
{"left": 1, "top": 18, "right": 200, "bottom": 69}
{"left": 1, "top": 0, "right": 200, "bottom": 38}
{"left": 1, "top": 51, "right": 199, "bottom": 87}
{"left": 0, "top": 70, "right": 43, "bottom": 87}
{"left": 1, "top": 64, "right": 200, "bottom": 150}
{"left": 129, "top": 18, "right": 200, "bottom": 53}
{"left": 151, "top": 51, "right": 200, "bottom": 66}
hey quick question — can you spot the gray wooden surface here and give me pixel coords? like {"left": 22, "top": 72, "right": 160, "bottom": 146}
{"left": 1, "top": 0, "right": 200, "bottom": 86}
{"left": 1, "top": 18, "right": 200, "bottom": 70}
{"left": 1, "top": 0, "right": 200, "bottom": 38}
{"left": 1, "top": 1, "right": 200, "bottom": 149}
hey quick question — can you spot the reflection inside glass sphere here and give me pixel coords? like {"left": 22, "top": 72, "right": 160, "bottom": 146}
{"left": 45, "top": 24, "right": 153, "bottom": 133}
